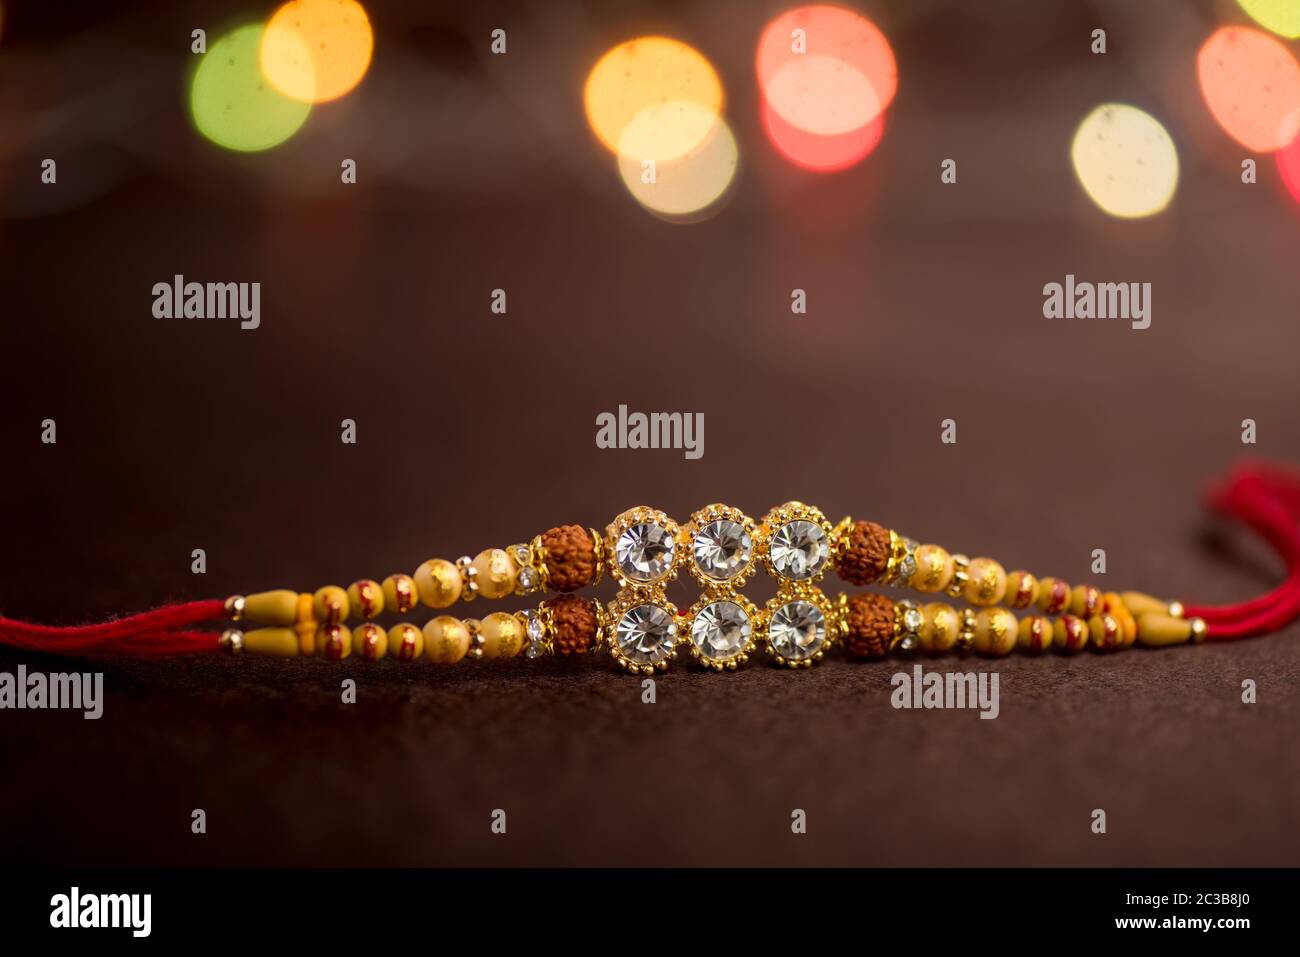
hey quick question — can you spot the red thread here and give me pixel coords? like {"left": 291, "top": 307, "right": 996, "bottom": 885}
{"left": 1184, "top": 464, "right": 1300, "bottom": 640}
{"left": 0, "top": 600, "right": 224, "bottom": 656}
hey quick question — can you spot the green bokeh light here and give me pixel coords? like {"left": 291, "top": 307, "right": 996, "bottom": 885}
{"left": 190, "top": 24, "right": 311, "bottom": 152}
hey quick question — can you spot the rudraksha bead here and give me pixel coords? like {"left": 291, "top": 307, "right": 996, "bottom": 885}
{"left": 541, "top": 525, "right": 599, "bottom": 592}
{"left": 843, "top": 591, "right": 895, "bottom": 659}
{"left": 837, "top": 520, "right": 892, "bottom": 586}
{"left": 547, "top": 595, "right": 599, "bottom": 656}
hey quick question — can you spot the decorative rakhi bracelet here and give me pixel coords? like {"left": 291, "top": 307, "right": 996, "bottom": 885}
{"left": 2, "top": 462, "right": 1299, "bottom": 672}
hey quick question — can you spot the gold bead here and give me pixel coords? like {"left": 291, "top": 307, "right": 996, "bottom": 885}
{"left": 1017, "top": 615, "right": 1053, "bottom": 653}
{"left": 947, "top": 554, "right": 971, "bottom": 598}
{"left": 424, "top": 616, "right": 471, "bottom": 664}
{"left": 472, "top": 549, "right": 517, "bottom": 600}
{"left": 1088, "top": 613, "right": 1124, "bottom": 651}
{"left": 478, "top": 611, "right": 525, "bottom": 659}
{"left": 313, "top": 586, "right": 350, "bottom": 624}
{"left": 346, "top": 580, "right": 384, "bottom": 620}
{"left": 219, "top": 629, "right": 244, "bottom": 654}
{"left": 962, "top": 558, "right": 1007, "bottom": 607}
{"left": 1005, "top": 571, "right": 1038, "bottom": 609}
{"left": 1070, "top": 584, "right": 1102, "bottom": 618}
{"left": 910, "top": 545, "right": 955, "bottom": 593}
{"left": 382, "top": 574, "right": 420, "bottom": 614}
{"left": 414, "top": 558, "right": 463, "bottom": 608}
{"left": 455, "top": 556, "right": 479, "bottom": 601}
{"left": 224, "top": 595, "right": 246, "bottom": 621}
{"left": 318, "top": 623, "right": 352, "bottom": 660}
{"left": 1053, "top": 615, "right": 1089, "bottom": 653}
{"left": 955, "top": 608, "right": 976, "bottom": 651}
{"left": 388, "top": 623, "right": 424, "bottom": 661}
{"left": 1190, "top": 617, "right": 1208, "bottom": 642}
{"left": 1167, "top": 600, "right": 1185, "bottom": 619}
{"left": 353, "top": 622, "right": 388, "bottom": 660}
{"left": 972, "top": 607, "right": 1017, "bottom": 656}
{"left": 1036, "top": 577, "right": 1071, "bottom": 615}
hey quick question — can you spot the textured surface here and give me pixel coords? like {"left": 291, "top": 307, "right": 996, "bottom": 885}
{"left": 844, "top": 591, "right": 896, "bottom": 658}
{"left": 1, "top": 0, "right": 1299, "bottom": 867}
{"left": 837, "top": 520, "right": 893, "bottom": 586}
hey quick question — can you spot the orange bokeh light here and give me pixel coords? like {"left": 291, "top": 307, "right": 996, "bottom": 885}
{"left": 261, "top": 0, "right": 374, "bottom": 104}
{"left": 1197, "top": 26, "right": 1300, "bottom": 152}
{"left": 756, "top": 5, "right": 896, "bottom": 173}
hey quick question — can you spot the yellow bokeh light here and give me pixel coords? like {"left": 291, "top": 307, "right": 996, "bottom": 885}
{"left": 1237, "top": 0, "right": 1300, "bottom": 40}
{"left": 261, "top": 0, "right": 374, "bottom": 104}
{"left": 1071, "top": 104, "right": 1178, "bottom": 219}
{"left": 584, "top": 37, "right": 724, "bottom": 163}
{"left": 618, "top": 107, "right": 738, "bottom": 221}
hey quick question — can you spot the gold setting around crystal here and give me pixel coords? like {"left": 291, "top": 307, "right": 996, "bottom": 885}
{"left": 605, "top": 586, "right": 679, "bottom": 675}
{"left": 762, "top": 582, "right": 835, "bottom": 669}
{"left": 510, "top": 539, "right": 547, "bottom": 596}
{"left": 682, "top": 503, "right": 758, "bottom": 589}
{"left": 605, "top": 506, "right": 682, "bottom": 588}
{"left": 755, "top": 501, "right": 835, "bottom": 585}
{"left": 685, "top": 588, "right": 760, "bottom": 672}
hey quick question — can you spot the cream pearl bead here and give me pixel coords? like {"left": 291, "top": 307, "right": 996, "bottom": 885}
{"left": 424, "top": 616, "right": 470, "bottom": 665}
{"left": 472, "top": 548, "right": 518, "bottom": 600}
{"left": 909, "top": 545, "right": 955, "bottom": 593}
{"left": 972, "top": 608, "right": 1017, "bottom": 656}
{"left": 962, "top": 558, "right": 1007, "bottom": 607}
{"left": 415, "top": 558, "right": 462, "bottom": 608}
{"left": 478, "top": 611, "right": 525, "bottom": 659}
{"left": 917, "top": 602, "right": 960, "bottom": 653}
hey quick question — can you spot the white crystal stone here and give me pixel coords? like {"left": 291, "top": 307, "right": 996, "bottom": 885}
{"left": 522, "top": 611, "right": 545, "bottom": 658}
{"left": 518, "top": 566, "right": 539, "bottom": 590}
{"left": 768, "top": 599, "right": 826, "bottom": 660}
{"left": 769, "top": 520, "right": 829, "bottom": 580}
{"left": 614, "top": 603, "right": 677, "bottom": 664}
{"left": 615, "top": 522, "right": 677, "bottom": 583}
{"left": 692, "top": 519, "right": 752, "bottom": 581}
{"left": 901, "top": 606, "right": 924, "bottom": 634}
{"left": 690, "top": 600, "right": 752, "bottom": 661}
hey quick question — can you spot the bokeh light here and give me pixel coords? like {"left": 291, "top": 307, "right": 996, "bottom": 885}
{"left": 1237, "top": 0, "right": 1300, "bottom": 40}
{"left": 617, "top": 107, "right": 738, "bottom": 220}
{"left": 584, "top": 37, "right": 724, "bottom": 163}
{"left": 585, "top": 37, "right": 735, "bottom": 221}
{"left": 191, "top": 25, "right": 312, "bottom": 152}
{"left": 1071, "top": 103, "right": 1179, "bottom": 219}
{"left": 1197, "top": 26, "right": 1300, "bottom": 152}
{"left": 261, "top": 0, "right": 374, "bottom": 104}
{"left": 756, "top": 5, "right": 896, "bottom": 173}
{"left": 1278, "top": 131, "right": 1300, "bottom": 204}
{"left": 761, "top": 98, "right": 883, "bottom": 172}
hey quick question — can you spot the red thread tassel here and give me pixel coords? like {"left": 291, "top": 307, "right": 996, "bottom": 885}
{"left": 0, "top": 600, "right": 224, "bottom": 656}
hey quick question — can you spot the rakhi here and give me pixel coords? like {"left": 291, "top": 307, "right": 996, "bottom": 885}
{"left": 3, "top": 462, "right": 1299, "bottom": 673}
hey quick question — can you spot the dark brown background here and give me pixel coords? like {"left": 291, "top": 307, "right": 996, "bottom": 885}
{"left": 1, "top": 0, "right": 1298, "bottom": 866}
